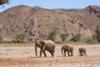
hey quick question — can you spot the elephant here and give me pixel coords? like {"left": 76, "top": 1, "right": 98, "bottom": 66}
{"left": 79, "top": 47, "right": 87, "bottom": 56}
{"left": 61, "top": 44, "right": 73, "bottom": 56}
{"left": 35, "top": 40, "right": 56, "bottom": 57}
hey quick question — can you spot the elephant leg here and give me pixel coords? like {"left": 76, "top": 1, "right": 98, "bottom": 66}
{"left": 61, "top": 48, "right": 64, "bottom": 56}
{"left": 68, "top": 51, "right": 70, "bottom": 56}
{"left": 80, "top": 51, "right": 83, "bottom": 56}
{"left": 85, "top": 51, "right": 87, "bottom": 55}
{"left": 40, "top": 48, "right": 43, "bottom": 57}
{"left": 40, "top": 48, "right": 44, "bottom": 57}
{"left": 82, "top": 51, "right": 84, "bottom": 56}
{"left": 81, "top": 51, "right": 84, "bottom": 56}
{"left": 52, "top": 53, "right": 54, "bottom": 57}
{"left": 71, "top": 50, "right": 73, "bottom": 56}
{"left": 40, "top": 46, "right": 45, "bottom": 57}
{"left": 80, "top": 51, "right": 82, "bottom": 56}
{"left": 70, "top": 51, "right": 72, "bottom": 56}
{"left": 51, "top": 51, "right": 54, "bottom": 57}
{"left": 83, "top": 51, "right": 86, "bottom": 56}
{"left": 43, "top": 50, "right": 47, "bottom": 57}
{"left": 41, "top": 46, "right": 46, "bottom": 57}
{"left": 64, "top": 50, "right": 66, "bottom": 56}
{"left": 83, "top": 52, "right": 85, "bottom": 56}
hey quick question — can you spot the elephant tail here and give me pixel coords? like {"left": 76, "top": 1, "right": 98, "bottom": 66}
{"left": 61, "top": 47, "right": 64, "bottom": 56}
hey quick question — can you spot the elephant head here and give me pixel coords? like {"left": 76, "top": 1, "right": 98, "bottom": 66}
{"left": 35, "top": 40, "right": 45, "bottom": 56}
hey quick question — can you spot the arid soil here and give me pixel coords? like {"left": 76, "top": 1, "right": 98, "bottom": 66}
{"left": 0, "top": 43, "right": 100, "bottom": 67}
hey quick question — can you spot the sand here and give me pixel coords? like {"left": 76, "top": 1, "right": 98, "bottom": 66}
{"left": 0, "top": 43, "right": 100, "bottom": 67}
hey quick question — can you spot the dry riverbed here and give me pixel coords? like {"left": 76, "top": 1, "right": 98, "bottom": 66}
{"left": 0, "top": 43, "right": 100, "bottom": 67}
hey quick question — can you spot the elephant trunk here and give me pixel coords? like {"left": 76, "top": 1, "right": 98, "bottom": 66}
{"left": 35, "top": 43, "right": 38, "bottom": 56}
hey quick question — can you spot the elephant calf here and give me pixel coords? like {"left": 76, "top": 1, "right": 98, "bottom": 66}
{"left": 35, "top": 40, "right": 56, "bottom": 57}
{"left": 61, "top": 44, "right": 73, "bottom": 56}
{"left": 79, "top": 47, "right": 87, "bottom": 56}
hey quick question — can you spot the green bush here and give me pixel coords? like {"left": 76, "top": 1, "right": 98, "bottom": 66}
{"left": 0, "top": 35, "right": 3, "bottom": 43}
{"left": 47, "top": 28, "right": 58, "bottom": 41}
{"left": 85, "top": 37, "right": 96, "bottom": 44}
{"left": 12, "top": 34, "right": 25, "bottom": 43}
{"left": 95, "top": 25, "right": 100, "bottom": 42}
{"left": 71, "top": 34, "right": 80, "bottom": 42}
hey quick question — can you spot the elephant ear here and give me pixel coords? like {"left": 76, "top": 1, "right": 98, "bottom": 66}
{"left": 40, "top": 41, "right": 45, "bottom": 46}
{"left": 35, "top": 41, "right": 40, "bottom": 47}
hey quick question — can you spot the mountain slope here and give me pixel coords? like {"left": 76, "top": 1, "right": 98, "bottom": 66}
{"left": 0, "top": 5, "right": 100, "bottom": 42}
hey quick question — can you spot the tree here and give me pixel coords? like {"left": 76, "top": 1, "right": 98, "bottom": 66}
{"left": 95, "top": 25, "right": 100, "bottom": 42}
{"left": 0, "top": 0, "right": 8, "bottom": 5}
{"left": 0, "top": 0, "right": 9, "bottom": 7}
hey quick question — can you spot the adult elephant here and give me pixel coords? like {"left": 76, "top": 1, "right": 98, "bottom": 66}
{"left": 35, "top": 40, "right": 56, "bottom": 57}
{"left": 61, "top": 44, "right": 73, "bottom": 56}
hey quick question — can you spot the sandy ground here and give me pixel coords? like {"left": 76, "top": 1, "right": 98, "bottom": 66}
{"left": 0, "top": 43, "right": 100, "bottom": 67}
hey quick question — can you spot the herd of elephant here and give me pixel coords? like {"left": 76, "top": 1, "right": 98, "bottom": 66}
{"left": 35, "top": 40, "right": 87, "bottom": 57}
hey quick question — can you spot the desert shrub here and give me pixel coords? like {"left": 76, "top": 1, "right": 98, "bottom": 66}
{"left": 71, "top": 34, "right": 80, "bottom": 42}
{"left": 85, "top": 36, "right": 97, "bottom": 44}
{"left": 0, "top": 35, "right": 3, "bottom": 43}
{"left": 47, "top": 28, "right": 58, "bottom": 41}
{"left": 95, "top": 25, "right": 100, "bottom": 42}
{"left": 0, "top": 28, "right": 3, "bottom": 43}
{"left": 12, "top": 34, "right": 25, "bottom": 43}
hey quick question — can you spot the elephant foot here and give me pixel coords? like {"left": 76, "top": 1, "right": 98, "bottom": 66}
{"left": 44, "top": 55, "right": 47, "bottom": 57}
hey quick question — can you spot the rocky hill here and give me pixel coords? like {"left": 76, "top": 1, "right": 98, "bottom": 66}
{"left": 0, "top": 5, "right": 100, "bottom": 42}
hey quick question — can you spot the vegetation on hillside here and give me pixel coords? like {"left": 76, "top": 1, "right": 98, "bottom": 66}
{"left": 12, "top": 34, "right": 25, "bottom": 43}
{"left": 71, "top": 34, "right": 81, "bottom": 42}
{"left": 95, "top": 25, "right": 100, "bottom": 43}
{"left": 47, "top": 27, "right": 58, "bottom": 41}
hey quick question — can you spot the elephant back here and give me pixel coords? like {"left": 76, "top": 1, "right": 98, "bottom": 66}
{"left": 79, "top": 48, "right": 86, "bottom": 51}
{"left": 41, "top": 40, "right": 56, "bottom": 48}
{"left": 62, "top": 44, "right": 73, "bottom": 50}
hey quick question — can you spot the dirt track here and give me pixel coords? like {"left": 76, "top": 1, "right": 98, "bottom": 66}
{"left": 0, "top": 43, "right": 100, "bottom": 67}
